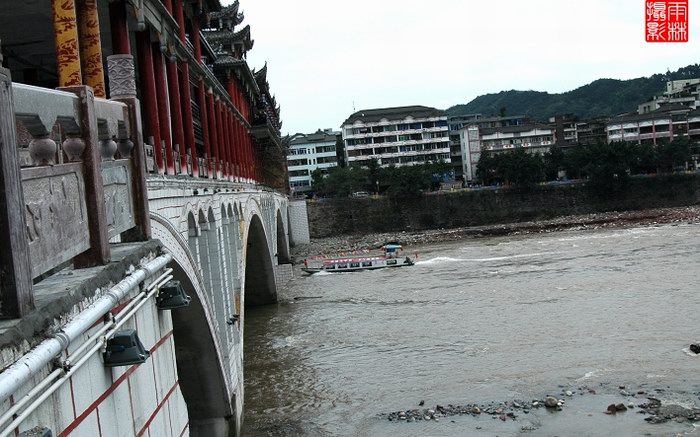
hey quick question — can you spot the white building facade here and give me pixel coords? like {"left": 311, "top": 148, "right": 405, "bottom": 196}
{"left": 287, "top": 129, "right": 339, "bottom": 193}
{"left": 341, "top": 106, "right": 450, "bottom": 167}
{"left": 458, "top": 123, "right": 555, "bottom": 182}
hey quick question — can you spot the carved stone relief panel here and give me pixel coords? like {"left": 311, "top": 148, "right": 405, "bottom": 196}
{"left": 22, "top": 165, "right": 90, "bottom": 278}
{"left": 102, "top": 160, "right": 135, "bottom": 238}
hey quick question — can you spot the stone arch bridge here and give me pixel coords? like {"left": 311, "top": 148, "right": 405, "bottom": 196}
{"left": 146, "top": 178, "right": 293, "bottom": 435}
{"left": 0, "top": 0, "right": 313, "bottom": 433}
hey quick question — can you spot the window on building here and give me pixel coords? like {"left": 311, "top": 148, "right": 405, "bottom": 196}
{"left": 317, "top": 156, "right": 337, "bottom": 164}
{"left": 289, "top": 169, "right": 309, "bottom": 177}
{"left": 410, "top": 122, "right": 422, "bottom": 130}
{"left": 288, "top": 159, "right": 308, "bottom": 167}
{"left": 397, "top": 123, "right": 410, "bottom": 131}
{"left": 398, "top": 135, "right": 410, "bottom": 142}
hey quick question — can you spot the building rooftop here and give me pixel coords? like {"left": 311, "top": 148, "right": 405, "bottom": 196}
{"left": 290, "top": 129, "right": 339, "bottom": 145}
{"left": 480, "top": 123, "right": 552, "bottom": 135}
{"left": 609, "top": 103, "right": 692, "bottom": 123}
{"left": 342, "top": 105, "right": 445, "bottom": 125}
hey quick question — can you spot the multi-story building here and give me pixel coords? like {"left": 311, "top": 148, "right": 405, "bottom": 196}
{"left": 606, "top": 104, "right": 700, "bottom": 144}
{"left": 549, "top": 114, "right": 579, "bottom": 148}
{"left": 448, "top": 114, "right": 483, "bottom": 180}
{"left": 638, "top": 78, "right": 700, "bottom": 114}
{"left": 341, "top": 106, "right": 450, "bottom": 167}
{"left": 451, "top": 115, "right": 529, "bottom": 182}
{"left": 575, "top": 117, "right": 610, "bottom": 146}
{"left": 287, "top": 129, "right": 340, "bottom": 193}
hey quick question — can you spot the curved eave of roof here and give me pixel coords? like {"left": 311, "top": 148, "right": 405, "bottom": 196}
{"left": 213, "top": 55, "right": 246, "bottom": 67}
{"left": 233, "top": 25, "right": 254, "bottom": 50}
{"left": 210, "top": 1, "right": 239, "bottom": 19}
{"left": 254, "top": 62, "right": 268, "bottom": 85}
{"left": 213, "top": 61, "right": 261, "bottom": 95}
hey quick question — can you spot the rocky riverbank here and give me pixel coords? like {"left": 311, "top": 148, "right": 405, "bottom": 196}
{"left": 384, "top": 382, "right": 700, "bottom": 433}
{"left": 291, "top": 206, "right": 700, "bottom": 261}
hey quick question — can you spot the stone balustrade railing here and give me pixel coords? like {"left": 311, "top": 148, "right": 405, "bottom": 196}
{"left": 0, "top": 60, "right": 151, "bottom": 319}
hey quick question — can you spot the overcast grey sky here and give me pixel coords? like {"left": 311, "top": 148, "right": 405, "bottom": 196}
{"left": 223, "top": 0, "right": 698, "bottom": 135}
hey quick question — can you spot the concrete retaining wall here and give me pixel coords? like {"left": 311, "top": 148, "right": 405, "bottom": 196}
{"left": 308, "top": 175, "right": 700, "bottom": 238}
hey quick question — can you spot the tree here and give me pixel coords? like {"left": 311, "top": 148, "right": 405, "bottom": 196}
{"left": 544, "top": 145, "right": 566, "bottom": 180}
{"left": 583, "top": 140, "right": 631, "bottom": 194}
{"left": 656, "top": 138, "right": 690, "bottom": 172}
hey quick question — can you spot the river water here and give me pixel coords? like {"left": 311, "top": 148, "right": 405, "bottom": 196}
{"left": 241, "top": 223, "right": 700, "bottom": 436}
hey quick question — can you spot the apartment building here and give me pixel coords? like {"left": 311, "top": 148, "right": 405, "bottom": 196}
{"left": 341, "top": 106, "right": 450, "bottom": 167}
{"left": 288, "top": 129, "right": 340, "bottom": 193}
{"left": 638, "top": 78, "right": 700, "bottom": 114}
{"left": 607, "top": 104, "right": 700, "bottom": 144}
{"left": 449, "top": 115, "right": 529, "bottom": 182}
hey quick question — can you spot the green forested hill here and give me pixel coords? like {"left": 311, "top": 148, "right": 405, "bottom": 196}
{"left": 446, "top": 64, "right": 700, "bottom": 121}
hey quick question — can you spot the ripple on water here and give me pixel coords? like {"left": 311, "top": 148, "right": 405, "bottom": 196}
{"left": 243, "top": 225, "right": 700, "bottom": 437}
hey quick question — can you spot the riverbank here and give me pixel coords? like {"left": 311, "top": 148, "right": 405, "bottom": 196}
{"left": 291, "top": 205, "right": 700, "bottom": 260}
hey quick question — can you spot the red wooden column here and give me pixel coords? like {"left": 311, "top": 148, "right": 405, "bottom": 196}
{"left": 228, "top": 111, "right": 239, "bottom": 181}
{"left": 161, "top": 0, "right": 173, "bottom": 14}
{"left": 191, "top": 8, "right": 203, "bottom": 62}
{"left": 167, "top": 60, "right": 187, "bottom": 173}
{"left": 237, "top": 120, "right": 246, "bottom": 180}
{"left": 215, "top": 98, "right": 227, "bottom": 179}
{"left": 221, "top": 107, "right": 232, "bottom": 181}
{"left": 152, "top": 47, "right": 173, "bottom": 173}
{"left": 197, "top": 80, "right": 211, "bottom": 178}
{"left": 236, "top": 121, "right": 247, "bottom": 180}
{"left": 229, "top": 109, "right": 238, "bottom": 180}
{"left": 179, "top": 65, "right": 197, "bottom": 176}
{"left": 231, "top": 77, "right": 240, "bottom": 177}
{"left": 109, "top": 0, "right": 130, "bottom": 55}
{"left": 175, "top": 0, "right": 197, "bottom": 176}
{"left": 247, "top": 130, "right": 254, "bottom": 181}
{"left": 206, "top": 89, "right": 220, "bottom": 178}
{"left": 135, "top": 32, "right": 164, "bottom": 173}
{"left": 241, "top": 122, "right": 249, "bottom": 180}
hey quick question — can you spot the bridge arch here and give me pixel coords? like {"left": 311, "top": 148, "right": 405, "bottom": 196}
{"left": 243, "top": 213, "right": 277, "bottom": 307}
{"left": 150, "top": 213, "right": 236, "bottom": 436}
{"left": 276, "top": 209, "right": 290, "bottom": 263}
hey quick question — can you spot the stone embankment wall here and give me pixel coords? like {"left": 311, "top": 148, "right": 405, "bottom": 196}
{"left": 288, "top": 198, "right": 311, "bottom": 245}
{"left": 308, "top": 175, "right": 700, "bottom": 238}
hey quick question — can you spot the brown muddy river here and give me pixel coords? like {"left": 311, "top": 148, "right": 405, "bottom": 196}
{"left": 242, "top": 223, "right": 700, "bottom": 436}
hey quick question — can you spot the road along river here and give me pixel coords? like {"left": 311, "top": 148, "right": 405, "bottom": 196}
{"left": 242, "top": 223, "right": 700, "bottom": 436}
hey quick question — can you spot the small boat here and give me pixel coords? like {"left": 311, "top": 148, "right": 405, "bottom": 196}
{"left": 302, "top": 244, "right": 414, "bottom": 274}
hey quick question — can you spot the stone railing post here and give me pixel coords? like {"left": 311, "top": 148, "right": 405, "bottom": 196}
{"left": 107, "top": 54, "right": 151, "bottom": 240}
{"left": 0, "top": 53, "right": 33, "bottom": 318}
{"left": 60, "top": 85, "right": 110, "bottom": 267}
